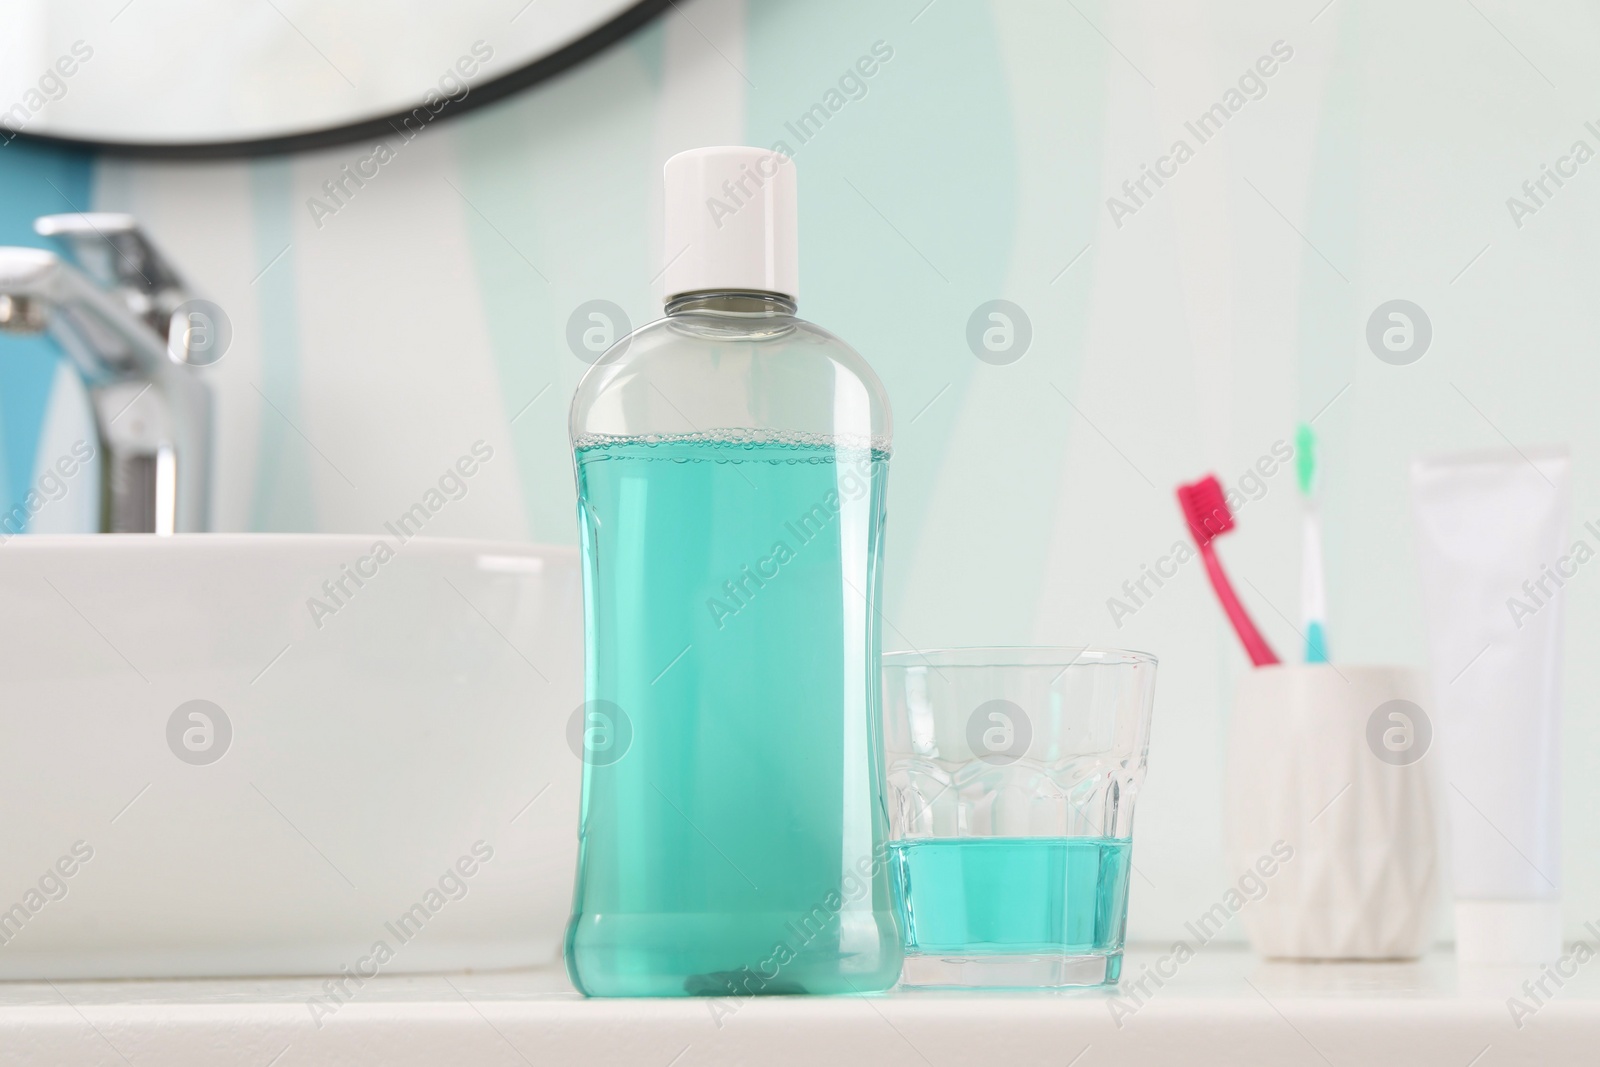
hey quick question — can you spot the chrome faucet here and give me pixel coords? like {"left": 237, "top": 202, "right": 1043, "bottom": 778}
{"left": 0, "top": 214, "right": 211, "bottom": 533}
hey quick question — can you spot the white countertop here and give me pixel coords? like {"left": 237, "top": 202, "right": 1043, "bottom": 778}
{"left": 0, "top": 947, "right": 1591, "bottom": 1065}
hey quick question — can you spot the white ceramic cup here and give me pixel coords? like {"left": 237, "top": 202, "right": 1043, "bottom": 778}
{"left": 1225, "top": 664, "right": 1440, "bottom": 960}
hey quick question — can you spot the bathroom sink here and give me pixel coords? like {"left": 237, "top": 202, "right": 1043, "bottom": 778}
{"left": 0, "top": 534, "right": 581, "bottom": 979}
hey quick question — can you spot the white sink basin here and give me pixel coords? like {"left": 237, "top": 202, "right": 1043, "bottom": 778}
{"left": 0, "top": 534, "right": 582, "bottom": 979}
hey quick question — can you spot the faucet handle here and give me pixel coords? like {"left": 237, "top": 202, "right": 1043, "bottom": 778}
{"left": 34, "top": 212, "right": 139, "bottom": 237}
{"left": 34, "top": 213, "right": 187, "bottom": 333}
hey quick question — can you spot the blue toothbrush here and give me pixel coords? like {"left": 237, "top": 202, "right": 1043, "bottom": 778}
{"left": 1296, "top": 423, "right": 1329, "bottom": 663}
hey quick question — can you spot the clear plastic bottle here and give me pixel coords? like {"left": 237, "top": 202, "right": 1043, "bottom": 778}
{"left": 564, "top": 147, "right": 900, "bottom": 997}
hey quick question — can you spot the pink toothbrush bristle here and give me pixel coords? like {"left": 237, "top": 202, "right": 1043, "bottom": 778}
{"left": 1177, "top": 476, "right": 1233, "bottom": 545}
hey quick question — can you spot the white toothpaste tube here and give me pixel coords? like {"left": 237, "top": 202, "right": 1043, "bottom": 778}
{"left": 1411, "top": 446, "right": 1570, "bottom": 965}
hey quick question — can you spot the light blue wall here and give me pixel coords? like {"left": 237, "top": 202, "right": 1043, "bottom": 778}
{"left": 248, "top": 157, "right": 317, "bottom": 532}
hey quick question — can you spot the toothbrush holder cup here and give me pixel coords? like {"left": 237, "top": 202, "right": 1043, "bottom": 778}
{"left": 1224, "top": 664, "right": 1440, "bottom": 960}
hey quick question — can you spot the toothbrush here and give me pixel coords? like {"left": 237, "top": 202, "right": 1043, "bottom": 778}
{"left": 1176, "top": 475, "right": 1281, "bottom": 667}
{"left": 1295, "top": 422, "right": 1329, "bottom": 663}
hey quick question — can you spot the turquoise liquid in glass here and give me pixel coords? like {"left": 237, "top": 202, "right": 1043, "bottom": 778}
{"left": 890, "top": 837, "right": 1132, "bottom": 958}
{"left": 565, "top": 436, "right": 902, "bottom": 997}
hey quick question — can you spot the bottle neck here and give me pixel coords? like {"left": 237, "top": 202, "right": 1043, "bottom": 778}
{"left": 665, "top": 289, "right": 797, "bottom": 318}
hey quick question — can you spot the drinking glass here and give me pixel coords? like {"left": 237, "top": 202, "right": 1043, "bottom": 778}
{"left": 881, "top": 647, "right": 1158, "bottom": 989}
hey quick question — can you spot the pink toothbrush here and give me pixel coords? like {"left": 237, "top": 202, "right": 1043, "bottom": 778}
{"left": 1177, "top": 475, "right": 1280, "bottom": 667}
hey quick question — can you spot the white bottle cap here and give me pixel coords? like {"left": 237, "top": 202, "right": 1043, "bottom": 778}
{"left": 662, "top": 146, "right": 798, "bottom": 302}
{"left": 1455, "top": 900, "right": 1564, "bottom": 964}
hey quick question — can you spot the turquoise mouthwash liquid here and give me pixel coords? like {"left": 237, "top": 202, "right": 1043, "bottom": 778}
{"left": 890, "top": 837, "right": 1132, "bottom": 961}
{"left": 564, "top": 435, "right": 902, "bottom": 997}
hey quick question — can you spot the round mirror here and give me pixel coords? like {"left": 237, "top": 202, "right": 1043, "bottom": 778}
{"left": 0, "top": 0, "right": 668, "bottom": 156}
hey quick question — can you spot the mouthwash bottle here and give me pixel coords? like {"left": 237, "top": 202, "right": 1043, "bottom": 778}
{"left": 564, "top": 147, "right": 900, "bottom": 997}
